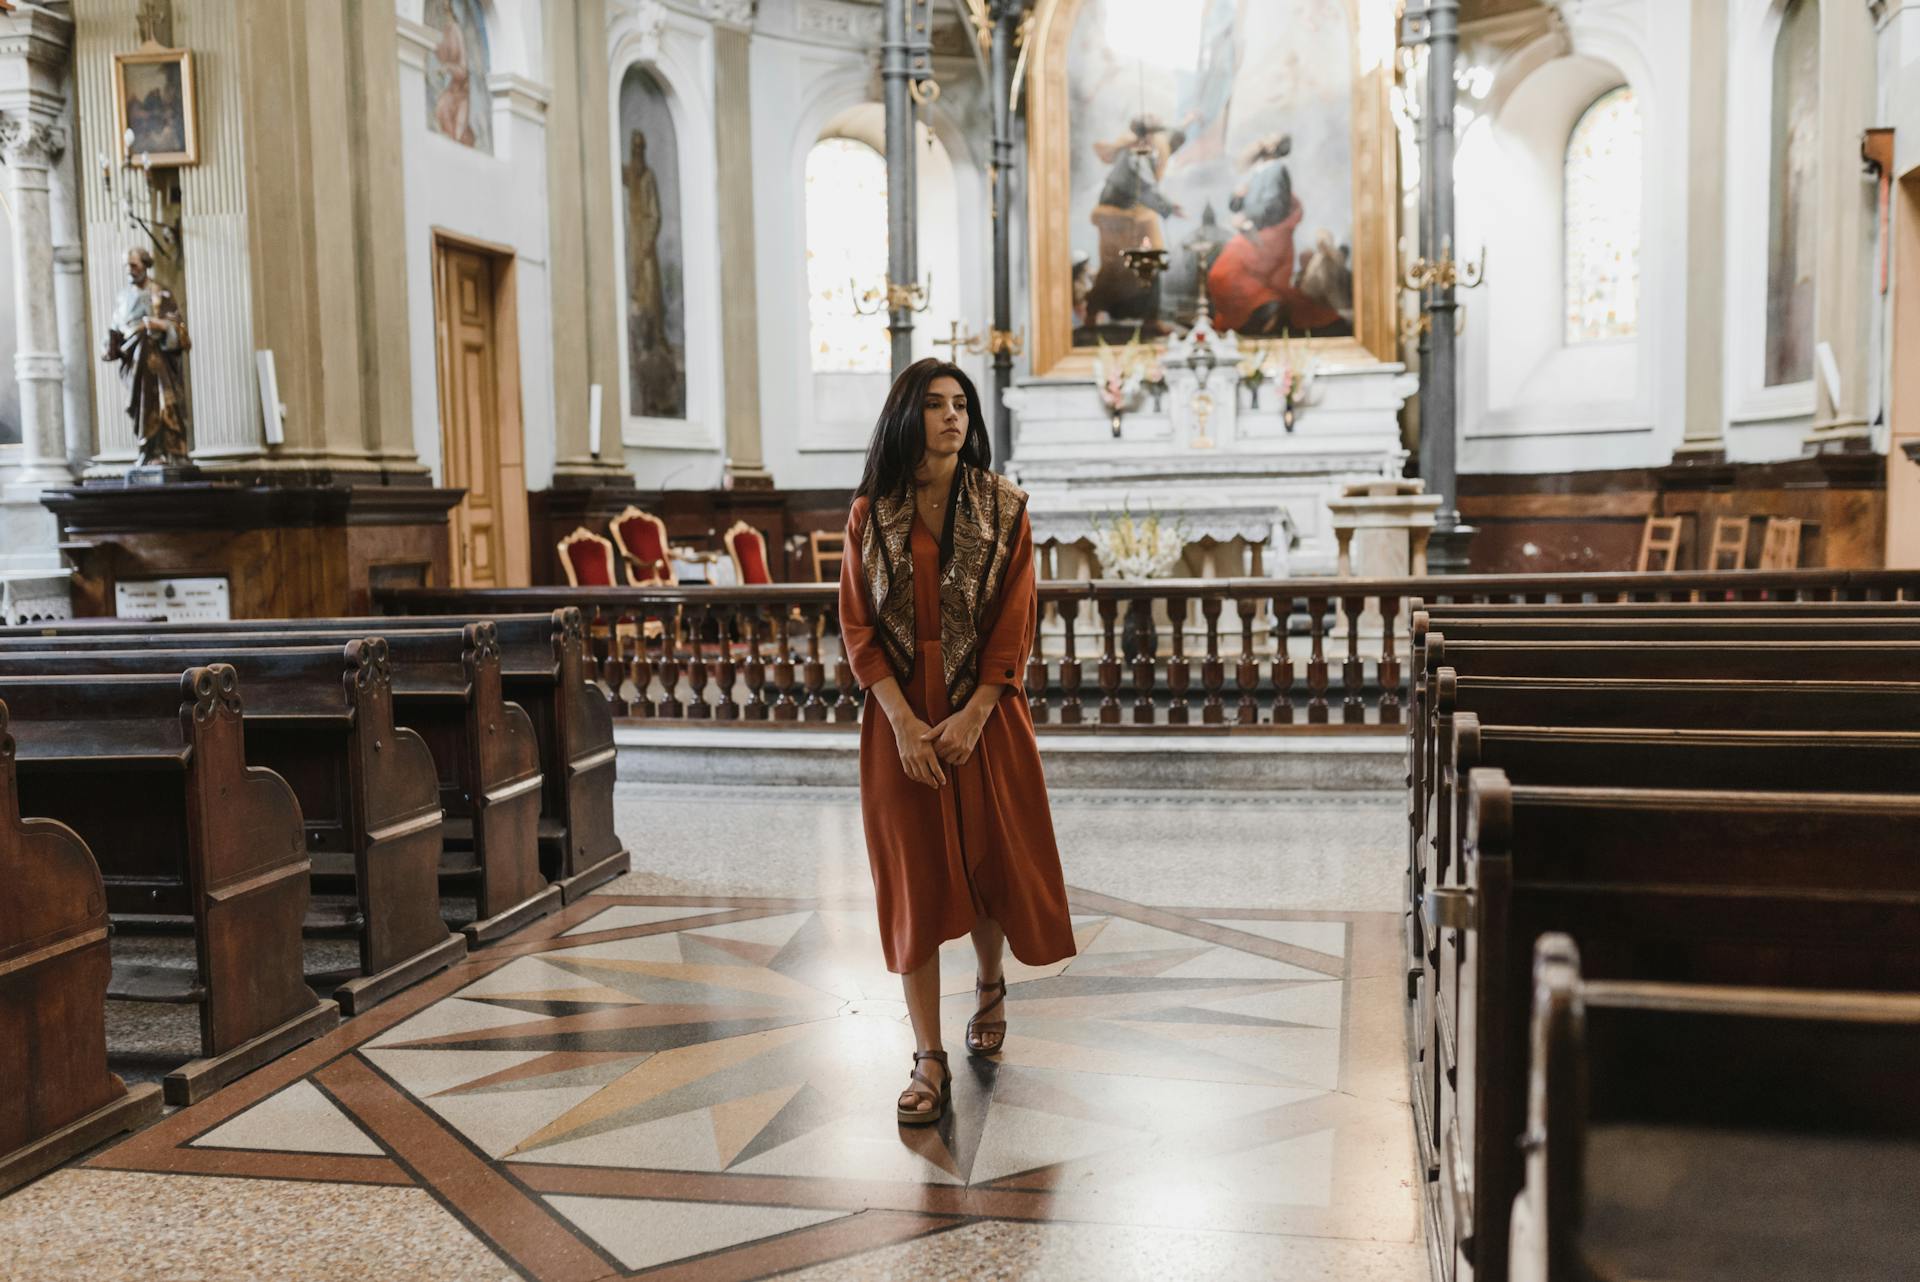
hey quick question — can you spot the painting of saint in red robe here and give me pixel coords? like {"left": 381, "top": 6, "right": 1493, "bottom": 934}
{"left": 1064, "top": 0, "right": 1355, "bottom": 344}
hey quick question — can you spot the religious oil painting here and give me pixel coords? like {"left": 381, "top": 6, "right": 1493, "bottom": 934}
{"left": 1063, "top": 0, "right": 1355, "bottom": 351}
{"left": 113, "top": 47, "right": 197, "bottom": 167}
{"left": 424, "top": 0, "right": 494, "bottom": 154}
{"left": 620, "top": 67, "right": 687, "bottom": 420}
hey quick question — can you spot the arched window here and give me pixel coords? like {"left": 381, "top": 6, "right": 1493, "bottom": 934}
{"left": 805, "top": 138, "right": 891, "bottom": 374}
{"left": 1563, "top": 85, "right": 1641, "bottom": 344}
{"left": 1766, "top": 0, "right": 1818, "bottom": 386}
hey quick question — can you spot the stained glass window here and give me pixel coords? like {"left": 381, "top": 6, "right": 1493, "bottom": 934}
{"left": 1563, "top": 86, "right": 1641, "bottom": 344}
{"left": 806, "top": 138, "right": 891, "bottom": 374}
{"left": 1766, "top": 0, "right": 1818, "bottom": 387}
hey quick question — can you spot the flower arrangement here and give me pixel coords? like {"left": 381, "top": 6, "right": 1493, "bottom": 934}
{"left": 1090, "top": 502, "right": 1190, "bottom": 581}
{"left": 1240, "top": 332, "right": 1316, "bottom": 429}
{"left": 1140, "top": 359, "right": 1168, "bottom": 412}
{"left": 1093, "top": 332, "right": 1150, "bottom": 437}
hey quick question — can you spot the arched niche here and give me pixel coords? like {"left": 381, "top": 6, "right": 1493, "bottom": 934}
{"left": 618, "top": 65, "right": 688, "bottom": 422}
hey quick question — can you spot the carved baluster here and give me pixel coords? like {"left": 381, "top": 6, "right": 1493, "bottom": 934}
{"left": 801, "top": 603, "right": 828, "bottom": 721}
{"left": 1306, "top": 593, "right": 1330, "bottom": 724}
{"left": 627, "top": 618, "right": 656, "bottom": 719}
{"left": 1130, "top": 596, "right": 1156, "bottom": 724}
{"left": 772, "top": 601, "right": 799, "bottom": 721}
{"left": 1060, "top": 600, "right": 1084, "bottom": 724}
{"left": 600, "top": 621, "right": 629, "bottom": 716}
{"left": 1028, "top": 598, "right": 1050, "bottom": 723}
{"left": 830, "top": 607, "right": 859, "bottom": 721}
{"left": 1271, "top": 593, "right": 1296, "bottom": 724}
{"left": 742, "top": 604, "right": 770, "bottom": 720}
{"left": 656, "top": 611, "right": 684, "bottom": 718}
{"left": 684, "top": 602, "right": 712, "bottom": 720}
{"left": 1341, "top": 594, "right": 1365, "bottom": 724}
{"left": 1235, "top": 597, "right": 1258, "bottom": 725}
{"left": 1166, "top": 594, "right": 1190, "bottom": 725}
{"left": 713, "top": 605, "right": 740, "bottom": 721}
{"left": 1097, "top": 596, "right": 1121, "bottom": 725}
{"left": 1201, "top": 595, "right": 1225, "bottom": 725}
{"left": 1378, "top": 594, "right": 1403, "bottom": 725}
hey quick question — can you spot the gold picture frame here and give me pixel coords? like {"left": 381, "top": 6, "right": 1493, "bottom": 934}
{"left": 113, "top": 43, "right": 198, "bottom": 167}
{"left": 1024, "top": 0, "right": 1397, "bottom": 377}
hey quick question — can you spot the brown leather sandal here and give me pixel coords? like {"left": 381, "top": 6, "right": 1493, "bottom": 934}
{"left": 896, "top": 1050, "right": 950, "bottom": 1126}
{"left": 966, "top": 977, "right": 1008, "bottom": 1056}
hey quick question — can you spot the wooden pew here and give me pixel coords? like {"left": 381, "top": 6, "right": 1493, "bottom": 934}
{"left": 1437, "top": 770, "right": 1920, "bottom": 1282}
{"left": 1409, "top": 712, "right": 1920, "bottom": 1234}
{"left": 1509, "top": 934, "right": 1920, "bottom": 1282}
{"left": 1, "top": 624, "right": 560, "bottom": 944}
{"left": 1406, "top": 627, "right": 1920, "bottom": 907}
{"left": 11, "top": 610, "right": 628, "bottom": 899}
{"left": 0, "top": 642, "right": 464, "bottom": 1014}
{"left": 0, "top": 667, "right": 338, "bottom": 1104}
{"left": 0, "top": 697, "right": 163, "bottom": 1194}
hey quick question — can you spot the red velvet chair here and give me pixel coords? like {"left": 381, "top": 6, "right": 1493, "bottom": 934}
{"left": 723, "top": 520, "right": 774, "bottom": 585}
{"left": 558, "top": 527, "right": 648, "bottom": 650}
{"left": 557, "top": 527, "right": 619, "bottom": 586}
{"left": 610, "top": 506, "right": 676, "bottom": 587}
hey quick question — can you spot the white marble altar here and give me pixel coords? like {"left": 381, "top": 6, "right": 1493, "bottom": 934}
{"left": 1005, "top": 326, "right": 1417, "bottom": 579}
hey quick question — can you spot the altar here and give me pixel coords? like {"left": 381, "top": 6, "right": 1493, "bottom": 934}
{"left": 1005, "top": 329, "right": 1417, "bottom": 580}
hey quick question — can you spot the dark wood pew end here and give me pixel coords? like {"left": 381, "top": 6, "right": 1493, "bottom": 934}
{"left": 0, "top": 1084, "right": 163, "bottom": 1197}
{"left": 462, "top": 883, "right": 566, "bottom": 947}
{"left": 555, "top": 847, "right": 631, "bottom": 903}
{"left": 329, "top": 935, "right": 468, "bottom": 1016}
{"left": 163, "top": 1000, "right": 340, "bottom": 1107}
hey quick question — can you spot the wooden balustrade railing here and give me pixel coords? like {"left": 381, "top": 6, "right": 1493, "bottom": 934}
{"left": 377, "top": 569, "right": 1920, "bottom": 733}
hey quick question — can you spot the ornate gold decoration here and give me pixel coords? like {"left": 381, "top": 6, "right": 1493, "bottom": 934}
{"left": 933, "top": 320, "right": 1027, "bottom": 360}
{"left": 852, "top": 277, "right": 935, "bottom": 317}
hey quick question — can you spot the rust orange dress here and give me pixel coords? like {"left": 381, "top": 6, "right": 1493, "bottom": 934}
{"left": 840, "top": 497, "right": 1076, "bottom": 974}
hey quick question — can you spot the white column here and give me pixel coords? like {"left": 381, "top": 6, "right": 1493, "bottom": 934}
{"left": 1805, "top": 0, "right": 1878, "bottom": 449}
{"left": 0, "top": 114, "right": 69, "bottom": 487}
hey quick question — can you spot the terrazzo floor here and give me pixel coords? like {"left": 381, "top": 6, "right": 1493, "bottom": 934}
{"left": 0, "top": 782, "right": 1422, "bottom": 1281}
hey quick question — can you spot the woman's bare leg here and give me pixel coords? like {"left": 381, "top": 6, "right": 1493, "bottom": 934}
{"left": 968, "top": 917, "right": 1008, "bottom": 1053}
{"left": 970, "top": 916, "right": 1006, "bottom": 984}
{"left": 899, "top": 948, "right": 946, "bottom": 1115}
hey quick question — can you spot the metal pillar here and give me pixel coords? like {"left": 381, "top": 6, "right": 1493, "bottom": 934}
{"left": 1413, "top": 0, "right": 1473, "bottom": 572}
{"left": 882, "top": 0, "right": 933, "bottom": 377}
{"left": 988, "top": 0, "right": 1020, "bottom": 465}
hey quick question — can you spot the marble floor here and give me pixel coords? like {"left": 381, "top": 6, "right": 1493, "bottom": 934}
{"left": 0, "top": 783, "right": 1422, "bottom": 1282}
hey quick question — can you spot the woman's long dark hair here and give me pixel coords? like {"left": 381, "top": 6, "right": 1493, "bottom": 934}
{"left": 854, "top": 358, "right": 992, "bottom": 503}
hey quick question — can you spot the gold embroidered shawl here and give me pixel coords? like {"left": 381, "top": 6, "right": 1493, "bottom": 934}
{"left": 861, "top": 465, "right": 1027, "bottom": 708}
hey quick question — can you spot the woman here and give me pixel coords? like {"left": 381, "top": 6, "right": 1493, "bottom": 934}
{"left": 838, "top": 359, "right": 1076, "bottom": 1126}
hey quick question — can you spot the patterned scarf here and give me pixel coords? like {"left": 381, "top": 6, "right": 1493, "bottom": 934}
{"left": 861, "top": 464, "right": 1027, "bottom": 708}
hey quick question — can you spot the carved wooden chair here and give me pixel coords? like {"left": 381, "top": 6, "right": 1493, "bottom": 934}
{"left": 557, "top": 527, "right": 619, "bottom": 588}
{"left": 1635, "top": 516, "right": 1683, "bottom": 573}
{"left": 810, "top": 529, "right": 846, "bottom": 583}
{"left": 723, "top": 520, "right": 775, "bottom": 586}
{"left": 1758, "top": 516, "right": 1804, "bottom": 570}
{"left": 610, "top": 506, "right": 676, "bottom": 587}
{"left": 557, "top": 527, "right": 647, "bottom": 651}
{"left": 1707, "top": 516, "right": 1752, "bottom": 571}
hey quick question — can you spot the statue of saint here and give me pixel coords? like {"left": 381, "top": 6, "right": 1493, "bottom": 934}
{"left": 102, "top": 247, "right": 192, "bottom": 466}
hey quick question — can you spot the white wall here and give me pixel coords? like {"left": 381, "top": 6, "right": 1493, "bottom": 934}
{"left": 397, "top": 0, "right": 558, "bottom": 489}
{"left": 1458, "top": 0, "right": 1688, "bottom": 475}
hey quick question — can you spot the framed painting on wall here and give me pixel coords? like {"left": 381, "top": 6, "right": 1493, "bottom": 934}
{"left": 1025, "top": 0, "right": 1396, "bottom": 376}
{"left": 113, "top": 43, "right": 198, "bottom": 167}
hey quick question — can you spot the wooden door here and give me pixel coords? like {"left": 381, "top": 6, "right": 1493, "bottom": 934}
{"left": 433, "top": 240, "right": 529, "bottom": 587}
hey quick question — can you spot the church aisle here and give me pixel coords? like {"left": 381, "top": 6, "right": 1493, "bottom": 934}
{"left": 0, "top": 788, "right": 1421, "bottom": 1282}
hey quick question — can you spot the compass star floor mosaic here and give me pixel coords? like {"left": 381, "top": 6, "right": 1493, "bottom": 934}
{"left": 0, "top": 787, "right": 1424, "bottom": 1281}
